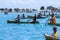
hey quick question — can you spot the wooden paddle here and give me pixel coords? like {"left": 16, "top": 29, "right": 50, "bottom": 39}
{"left": 45, "top": 16, "right": 51, "bottom": 26}
{"left": 27, "top": 18, "right": 32, "bottom": 23}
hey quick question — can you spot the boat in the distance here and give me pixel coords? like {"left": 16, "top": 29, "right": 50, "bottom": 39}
{"left": 48, "top": 21, "right": 60, "bottom": 26}
{"left": 44, "top": 34, "right": 60, "bottom": 40}
{"left": 27, "top": 15, "right": 46, "bottom": 18}
{"left": 56, "top": 15, "right": 60, "bottom": 18}
{"left": 20, "top": 17, "right": 28, "bottom": 19}
{"left": 7, "top": 20, "right": 39, "bottom": 24}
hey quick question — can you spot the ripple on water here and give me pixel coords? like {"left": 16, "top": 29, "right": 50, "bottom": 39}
{"left": 0, "top": 13, "right": 60, "bottom": 40}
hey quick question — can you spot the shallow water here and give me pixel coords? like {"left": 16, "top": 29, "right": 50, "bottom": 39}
{"left": 0, "top": 13, "right": 60, "bottom": 40}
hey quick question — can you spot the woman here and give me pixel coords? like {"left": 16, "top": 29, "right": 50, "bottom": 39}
{"left": 51, "top": 27, "right": 58, "bottom": 37}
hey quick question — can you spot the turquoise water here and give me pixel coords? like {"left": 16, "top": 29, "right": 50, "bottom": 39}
{"left": 0, "top": 13, "right": 60, "bottom": 40}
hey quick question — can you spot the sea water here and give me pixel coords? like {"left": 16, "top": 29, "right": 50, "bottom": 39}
{"left": 0, "top": 12, "right": 60, "bottom": 40}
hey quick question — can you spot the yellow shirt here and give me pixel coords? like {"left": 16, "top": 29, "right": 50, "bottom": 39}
{"left": 52, "top": 32, "right": 58, "bottom": 37}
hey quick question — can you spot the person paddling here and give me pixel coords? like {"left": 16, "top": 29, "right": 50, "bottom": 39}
{"left": 15, "top": 15, "right": 20, "bottom": 22}
{"left": 22, "top": 14, "right": 25, "bottom": 18}
{"left": 51, "top": 27, "right": 58, "bottom": 37}
{"left": 27, "top": 14, "right": 37, "bottom": 23}
{"left": 32, "top": 14, "right": 37, "bottom": 23}
{"left": 49, "top": 14, "right": 56, "bottom": 24}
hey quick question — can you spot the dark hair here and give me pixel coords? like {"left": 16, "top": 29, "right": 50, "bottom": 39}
{"left": 18, "top": 15, "right": 20, "bottom": 16}
{"left": 53, "top": 27, "right": 57, "bottom": 30}
{"left": 51, "top": 14, "right": 54, "bottom": 17}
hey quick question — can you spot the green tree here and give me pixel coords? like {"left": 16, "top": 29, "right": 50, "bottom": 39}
{"left": 40, "top": 6, "right": 45, "bottom": 10}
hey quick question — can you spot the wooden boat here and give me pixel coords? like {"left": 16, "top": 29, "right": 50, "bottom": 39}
{"left": 27, "top": 15, "right": 46, "bottom": 18}
{"left": 48, "top": 21, "right": 60, "bottom": 26}
{"left": 20, "top": 18, "right": 28, "bottom": 19}
{"left": 44, "top": 34, "right": 60, "bottom": 40}
{"left": 7, "top": 20, "right": 39, "bottom": 24}
{"left": 27, "top": 16, "right": 34, "bottom": 18}
{"left": 56, "top": 15, "right": 60, "bottom": 18}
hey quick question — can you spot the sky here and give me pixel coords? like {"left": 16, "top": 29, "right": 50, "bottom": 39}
{"left": 0, "top": 0, "right": 60, "bottom": 9}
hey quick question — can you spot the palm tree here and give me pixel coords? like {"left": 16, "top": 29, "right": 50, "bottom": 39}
{"left": 21, "top": 9, "right": 25, "bottom": 12}
{"left": 40, "top": 6, "right": 46, "bottom": 15}
{"left": 32, "top": 9, "right": 37, "bottom": 12}
{"left": 0, "top": 8, "right": 5, "bottom": 12}
{"left": 8, "top": 8, "right": 12, "bottom": 12}
{"left": 40, "top": 6, "right": 45, "bottom": 10}
{"left": 14, "top": 8, "right": 20, "bottom": 12}
{"left": 47, "top": 6, "right": 53, "bottom": 10}
{"left": 26, "top": 8, "right": 30, "bottom": 13}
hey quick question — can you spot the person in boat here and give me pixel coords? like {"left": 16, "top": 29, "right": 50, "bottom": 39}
{"left": 51, "top": 27, "right": 58, "bottom": 37}
{"left": 15, "top": 15, "right": 20, "bottom": 22}
{"left": 49, "top": 14, "right": 56, "bottom": 24}
{"left": 32, "top": 14, "right": 37, "bottom": 22}
{"left": 22, "top": 14, "right": 25, "bottom": 18}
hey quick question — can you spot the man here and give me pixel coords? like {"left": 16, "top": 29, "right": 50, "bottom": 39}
{"left": 51, "top": 27, "right": 58, "bottom": 37}
{"left": 50, "top": 14, "right": 56, "bottom": 24}
{"left": 32, "top": 14, "right": 37, "bottom": 23}
{"left": 22, "top": 14, "right": 25, "bottom": 18}
{"left": 15, "top": 15, "right": 20, "bottom": 22}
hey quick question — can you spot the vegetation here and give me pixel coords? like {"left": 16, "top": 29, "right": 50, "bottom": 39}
{"left": 47, "top": 6, "right": 60, "bottom": 12}
{"left": 40, "top": 6, "right": 45, "bottom": 10}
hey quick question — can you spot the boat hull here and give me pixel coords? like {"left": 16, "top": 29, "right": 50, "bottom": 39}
{"left": 44, "top": 34, "right": 60, "bottom": 40}
{"left": 20, "top": 18, "right": 28, "bottom": 19}
{"left": 27, "top": 16, "right": 46, "bottom": 18}
{"left": 48, "top": 22, "right": 60, "bottom": 26}
{"left": 7, "top": 20, "right": 39, "bottom": 24}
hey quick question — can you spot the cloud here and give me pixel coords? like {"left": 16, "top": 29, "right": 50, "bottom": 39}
{"left": 0, "top": 0, "right": 38, "bottom": 8}
{"left": 0, "top": 0, "right": 60, "bottom": 8}
{"left": 2, "top": 0, "right": 37, "bottom": 5}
